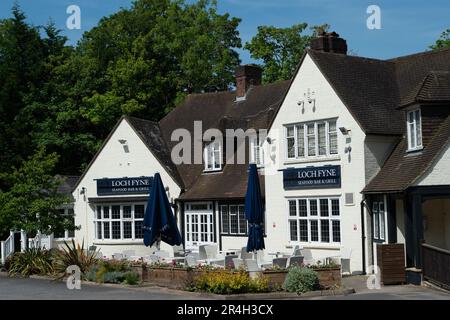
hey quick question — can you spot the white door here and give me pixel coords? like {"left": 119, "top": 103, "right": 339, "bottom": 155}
{"left": 185, "top": 202, "right": 215, "bottom": 250}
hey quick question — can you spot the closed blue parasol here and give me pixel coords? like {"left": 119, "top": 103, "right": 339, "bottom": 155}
{"left": 245, "top": 163, "right": 265, "bottom": 252}
{"left": 143, "top": 173, "right": 182, "bottom": 248}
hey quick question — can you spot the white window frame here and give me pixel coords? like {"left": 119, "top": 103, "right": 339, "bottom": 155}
{"left": 285, "top": 118, "right": 338, "bottom": 161}
{"left": 54, "top": 207, "right": 75, "bottom": 240}
{"left": 220, "top": 204, "right": 248, "bottom": 235}
{"left": 203, "top": 140, "right": 222, "bottom": 172}
{"left": 287, "top": 197, "right": 341, "bottom": 245}
{"left": 184, "top": 202, "right": 215, "bottom": 247}
{"left": 372, "top": 201, "right": 386, "bottom": 242}
{"left": 406, "top": 109, "right": 423, "bottom": 151}
{"left": 94, "top": 203, "right": 145, "bottom": 241}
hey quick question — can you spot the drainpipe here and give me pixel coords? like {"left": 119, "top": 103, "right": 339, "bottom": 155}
{"left": 360, "top": 199, "right": 367, "bottom": 275}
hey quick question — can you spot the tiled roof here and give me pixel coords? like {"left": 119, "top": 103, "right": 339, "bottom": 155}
{"left": 126, "top": 116, "right": 185, "bottom": 188}
{"left": 307, "top": 50, "right": 404, "bottom": 134}
{"left": 363, "top": 115, "right": 450, "bottom": 193}
{"left": 388, "top": 47, "right": 450, "bottom": 107}
{"left": 158, "top": 81, "right": 290, "bottom": 199}
{"left": 416, "top": 71, "right": 450, "bottom": 103}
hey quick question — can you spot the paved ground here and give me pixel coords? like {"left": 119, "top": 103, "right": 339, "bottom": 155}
{"left": 307, "top": 275, "right": 450, "bottom": 300}
{"left": 0, "top": 273, "right": 448, "bottom": 300}
{"left": 0, "top": 275, "right": 206, "bottom": 300}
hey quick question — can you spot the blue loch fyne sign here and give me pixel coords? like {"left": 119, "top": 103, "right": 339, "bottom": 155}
{"left": 283, "top": 165, "right": 341, "bottom": 190}
{"left": 96, "top": 176, "right": 153, "bottom": 195}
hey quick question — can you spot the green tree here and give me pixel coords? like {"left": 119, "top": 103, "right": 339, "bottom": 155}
{"left": 430, "top": 29, "right": 450, "bottom": 50}
{"left": 30, "top": 0, "right": 242, "bottom": 174}
{"left": 0, "top": 4, "right": 46, "bottom": 177}
{"left": 245, "top": 23, "right": 329, "bottom": 83}
{"left": 0, "top": 148, "right": 74, "bottom": 237}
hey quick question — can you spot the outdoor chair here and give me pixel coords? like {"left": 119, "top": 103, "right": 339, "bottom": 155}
{"left": 112, "top": 253, "right": 124, "bottom": 260}
{"left": 256, "top": 250, "right": 273, "bottom": 269}
{"left": 324, "top": 247, "right": 352, "bottom": 275}
{"left": 282, "top": 245, "right": 302, "bottom": 258}
{"left": 198, "top": 245, "right": 208, "bottom": 260}
{"left": 154, "top": 250, "right": 172, "bottom": 262}
{"left": 299, "top": 248, "right": 315, "bottom": 265}
{"left": 185, "top": 255, "right": 198, "bottom": 267}
{"left": 143, "top": 255, "right": 159, "bottom": 264}
{"left": 245, "top": 259, "right": 262, "bottom": 279}
{"left": 272, "top": 257, "right": 288, "bottom": 269}
{"left": 240, "top": 246, "right": 254, "bottom": 260}
{"left": 123, "top": 250, "right": 136, "bottom": 258}
{"left": 212, "top": 254, "right": 238, "bottom": 269}
{"left": 198, "top": 244, "right": 225, "bottom": 265}
{"left": 94, "top": 251, "right": 103, "bottom": 259}
{"left": 287, "top": 255, "right": 304, "bottom": 267}
{"left": 232, "top": 258, "right": 244, "bottom": 269}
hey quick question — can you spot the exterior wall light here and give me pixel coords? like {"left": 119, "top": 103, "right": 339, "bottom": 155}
{"left": 339, "top": 127, "right": 351, "bottom": 135}
{"left": 118, "top": 139, "right": 130, "bottom": 153}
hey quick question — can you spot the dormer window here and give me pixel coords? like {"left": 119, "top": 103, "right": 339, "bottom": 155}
{"left": 406, "top": 109, "right": 422, "bottom": 151}
{"left": 204, "top": 140, "right": 222, "bottom": 171}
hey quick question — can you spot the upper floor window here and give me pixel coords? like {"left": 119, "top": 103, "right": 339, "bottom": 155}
{"left": 250, "top": 136, "right": 264, "bottom": 166}
{"left": 204, "top": 140, "right": 222, "bottom": 171}
{"left": 407, "top": 109, "right": 422, "bottom": 151}
{"left": 286, "top": 119, "right": 338, "bottom": 160}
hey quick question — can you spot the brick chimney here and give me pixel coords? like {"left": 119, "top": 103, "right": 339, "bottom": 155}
{"left": 235, "top": 65, "right": 262, "bottom": 100}
{"left": 310, "top": 31, "right": 347, "bottom": 54}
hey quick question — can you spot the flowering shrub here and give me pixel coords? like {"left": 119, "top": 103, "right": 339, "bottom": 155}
{"left": 190, "top": 268, "right": 269, "bottom": 294}
{"left": 283, "top": 266, "right": 319, "bottom": 294}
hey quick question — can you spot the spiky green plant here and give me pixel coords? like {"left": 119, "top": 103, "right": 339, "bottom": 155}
{"left": 53, "top": 239, "right": 99, "bottom": 276}
{"left": 7, "top": 247, "right": 54, "bottom": 276}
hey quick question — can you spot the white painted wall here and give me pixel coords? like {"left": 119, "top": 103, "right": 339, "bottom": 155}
{"left": 416, "top": 142, "right": 450, "bottom": 186}
{"left": 72, "top": 118, "right": 182, "bottom": 258}
{"left": 364, "top": 135, "right": 398, "bottom": 184}
{"left": 395, "top": 199, "right": 406, "bottom": 245}
{"left": 261, "top": 53, "right": 368, "bottom": 273}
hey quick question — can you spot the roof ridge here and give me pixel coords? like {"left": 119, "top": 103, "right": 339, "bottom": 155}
{"left": 125, "top": 115, "right": 159, "bottom": 125}
{"left": 387, "top": 46, "right": 450, "bottom": 62}
{"left": 307, "top": 48, "right": 393, "bottom": 64}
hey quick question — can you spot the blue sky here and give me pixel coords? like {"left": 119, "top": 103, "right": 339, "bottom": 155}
{"left": 1, "top": 0, "right": 448, "bottom": 63}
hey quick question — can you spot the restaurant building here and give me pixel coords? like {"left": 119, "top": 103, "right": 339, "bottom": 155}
{"left": 67, "top": 32, "right": 449, "bottom": 284}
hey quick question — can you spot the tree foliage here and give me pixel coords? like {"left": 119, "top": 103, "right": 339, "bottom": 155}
{"left": 0, "top": 148, "right": 73, "bottom": 237}
{"left": 0, "top": 1, "right": 243, "bottom": 235}
{"left": 245, "top": 23, "right": 329, "bottom": 83}
{"left": 430, "top": 29, "right": 450, "bottom": 50}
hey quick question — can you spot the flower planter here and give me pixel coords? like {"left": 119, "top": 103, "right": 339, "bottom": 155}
{"left": 314, "top": 267, "right": 341, "bottom": 289}
{"left": 262, "top": 270, "right": 288, "bottom": 290}
{"left": 138, "top": 266, "right": 201, "bottom": 289}
{"left": 132, "top": 265, "right": 341, "bottom": 290}
{"left": 263, "top": 267, "right": 341, "bottom": 289}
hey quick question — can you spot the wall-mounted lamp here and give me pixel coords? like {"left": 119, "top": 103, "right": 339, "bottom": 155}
{"left": 80, "top": 187, "right": 86, "bottom": 195}
{"left": 298, "top": 88, "right": 316, "bottom": 113}
{"left": 266, "top": 136, "right": 273, "bottom": 144}
{"left": 118, "top": 139, "right": 130, "bottom": 153}
{"left": 339, "top": 127, "right": 351, "bottom": 135}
